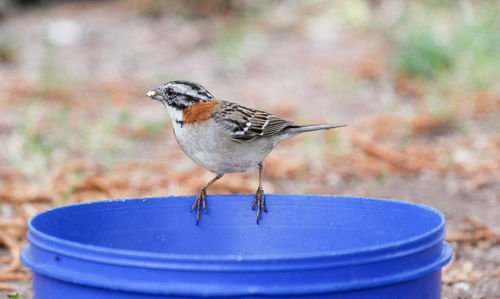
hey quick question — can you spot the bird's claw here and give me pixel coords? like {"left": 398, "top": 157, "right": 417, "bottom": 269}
{"left": 192, "top": 189, "right": 207, "bottom": 225}
{"left": 252, "top": 187, "right": 267, "bottom": 224}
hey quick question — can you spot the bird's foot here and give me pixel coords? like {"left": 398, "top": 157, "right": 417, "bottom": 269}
{"left": 251, "top": 187, "right": 267, "bottom": 224}
{"left": 191, "top": 189, "right": 207, "bottom": 225}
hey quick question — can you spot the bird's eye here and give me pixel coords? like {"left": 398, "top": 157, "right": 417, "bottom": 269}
{"left": 165, "top": 88, "right": 176, "bottom": 97}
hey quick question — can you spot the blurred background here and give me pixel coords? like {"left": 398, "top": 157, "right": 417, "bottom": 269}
{"left": 0, "top": 0, "right": 499, "bottom": 298}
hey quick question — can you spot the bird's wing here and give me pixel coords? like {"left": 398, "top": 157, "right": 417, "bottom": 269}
{"left": 213, "top": 101, "right": 296, "bottom": 142}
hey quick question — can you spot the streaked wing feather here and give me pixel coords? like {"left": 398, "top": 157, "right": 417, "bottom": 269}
{"left": 214, "top": 101, "right": 294, "bottom": 142}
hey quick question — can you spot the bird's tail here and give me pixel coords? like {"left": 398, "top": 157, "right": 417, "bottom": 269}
{"left": 285, "top": 123, "right": 347, "bottom": 135}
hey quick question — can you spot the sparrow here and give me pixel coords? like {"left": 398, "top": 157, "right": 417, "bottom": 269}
{"left": 146, "top": 80, "right": 345, "bottom": 224}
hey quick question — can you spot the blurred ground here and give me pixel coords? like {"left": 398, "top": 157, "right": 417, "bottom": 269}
{"left": 0, "top": 1, "right": 499, "bottom": 298}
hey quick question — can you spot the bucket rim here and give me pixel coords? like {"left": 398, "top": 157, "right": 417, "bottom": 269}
{"left": 25, "top": 194, "right": 446, "bottom": 264}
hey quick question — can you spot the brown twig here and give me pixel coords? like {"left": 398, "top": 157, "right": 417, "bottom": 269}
{"left": 0, "top": 233, "right": 21, "bottom": 275}
{"left": 0, "top": 282, "right": 18, "bottom": 291}
{"left": 0, "top": 218, "right": 26, "bottom": 230}
{"left": 0, "top": 187, "right": 52, "bottom": 204}
{"left": 0, "top": 272, "right": 30, "bottom": 281}
{"left": 446, "top": 216, "right": 500, "bottom": 243}
{"left": 0, "top": 256, "right": 11, "bottom": 264}
{"left": 351, "top": 131, "right": 442, "bottom": 173}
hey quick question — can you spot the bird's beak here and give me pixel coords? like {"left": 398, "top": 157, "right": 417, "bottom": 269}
{"left": 146, "top": 89, "right": 164, "bottom": 101}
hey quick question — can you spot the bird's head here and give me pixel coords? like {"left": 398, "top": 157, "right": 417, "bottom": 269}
{"left": 146, "top": 80, "right": 213, "bottom": 111}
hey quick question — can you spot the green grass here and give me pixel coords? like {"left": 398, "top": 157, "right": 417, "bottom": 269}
{"left": 7, "top": 292, "right": 20, "bottom": 299}
{"left": 390, "top": 1, "right": 500, "bottom": 90}
{"left": 392, "top": 31, "right": 452, "bottom": 79}
{"left": 383, "top": 1, "right": 500, "bottom": 123}
{"left": 61, "top": 169, "right": 84, "bottom": 201}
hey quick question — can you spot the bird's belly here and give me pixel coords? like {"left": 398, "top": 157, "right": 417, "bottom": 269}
{"left": 174, "top": 120, "right": 276, "bottom": 173}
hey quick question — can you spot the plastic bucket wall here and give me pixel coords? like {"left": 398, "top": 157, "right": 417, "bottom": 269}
{"left": 21, "top": 195, "right": 452, "bottom": 298}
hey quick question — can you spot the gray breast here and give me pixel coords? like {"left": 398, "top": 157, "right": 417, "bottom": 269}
{"left": 173, "top": 119, "right": 280, "bottom": 173}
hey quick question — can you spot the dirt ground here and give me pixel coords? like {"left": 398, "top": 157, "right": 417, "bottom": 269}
{"left": 2, "top": 173, "right": 499, "bottom": 298}
{"left": 0, "top": 1, "right": 499, "bottom": 298}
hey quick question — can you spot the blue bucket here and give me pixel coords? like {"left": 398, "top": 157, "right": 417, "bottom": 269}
{"left": 21, "top": 195, "right": 452, "bottom": 298}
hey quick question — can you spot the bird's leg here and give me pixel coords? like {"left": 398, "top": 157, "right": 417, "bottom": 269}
{"left": 252, "top": 162, "right": 267, "bottom": 224}
{"left": 192, "top": 173, "right": 223, "bottom": 225}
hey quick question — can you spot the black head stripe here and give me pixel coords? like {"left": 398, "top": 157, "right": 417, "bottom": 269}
{"left": 168, "top": 81, "right": 213, "bottom": 101}
{"left": 171, "top": 80, "right": 203, "bottom": 90}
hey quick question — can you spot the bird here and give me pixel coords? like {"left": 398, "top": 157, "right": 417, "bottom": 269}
{"left": 146, "top": 80, "right": 346, "bottom": 225}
